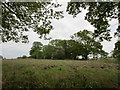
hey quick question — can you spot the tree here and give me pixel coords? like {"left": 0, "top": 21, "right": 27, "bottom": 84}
{"left": 112, "top": 41, "right": 120, "bottom": 59}
{"left": 29, "top": 37, "right": 107, "bottom": 60}
{"left": 53, "top": 47, "right": 65, "bottom": 59}
{"left": 30, "top": 41, "right": 43, "bottom": 59}
{"left": 17, "top": 55, "right": 27, "bottom": 59}
{"left": 99, "top": 50, "right": 108, "bottom": 58}
{"left": 2, "top": 2, "right": 119, "bottom": 43}
{"left": 66, "top": 2, "right": 119, "bottom": 41}
{"left": 49, "top": 39, "right": 83, "bottom": 59}
{"left": 49, "top": 39, "right": 66, "bottom": 59}
{"left": 42, "top": 45, "right": 55, "bottom": 59}
{"left": 65, "top": 40, "right": 83, "bottom": 59}
{"left": 1, "top": 2, "right": 63, "bottom": 43}
{"left": 71, "top": 29, "right": 106, "bottom": 59}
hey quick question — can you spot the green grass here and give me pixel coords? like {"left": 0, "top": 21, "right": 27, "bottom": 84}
{"left": 2, "top": 59, "right": 119, "bottom": 88}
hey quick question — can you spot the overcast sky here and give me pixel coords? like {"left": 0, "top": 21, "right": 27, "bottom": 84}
{"left": 0, "top": 2, "right": 118, "bottom": 59}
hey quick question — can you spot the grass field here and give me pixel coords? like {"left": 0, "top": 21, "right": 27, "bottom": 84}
{"left": 2, "top": 58, "right": 119, "bottom": 88}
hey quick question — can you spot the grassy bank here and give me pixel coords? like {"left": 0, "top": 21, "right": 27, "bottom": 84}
{"left": 2, "top": 59, "right": 119, "bottom": 88}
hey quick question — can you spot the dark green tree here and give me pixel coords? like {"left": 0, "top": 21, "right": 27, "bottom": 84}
{"left": 49, "top": 39, "right": 66, "bottom": 59}
{"left": 49, "top": 39, "right": 83, "bottom": 59}
{"left": 112, "top": 41, "right": 120, "bottom": 59}
{"left": 71, "top": 30, "right": 106, "bottom": 59}
{"left": 65, "top": 40, "right": 83, "bottom": 59}
{"left": 67, "top": 2, "right": 119, "bottom": 41}
{"left": 50, "top": 39, "right": 71, "bottom": 59}
{"left": 53, "top": 47, "right": 65, "bottom": 59}
{"left": 42, "top": 45, "right": 55, "bottom": 59}
{"left": 1, "top": 2, "right": 63, "bottom": 43}
{"left": 30, "top": 41, "right": 43, "bottom": 59}
{"left": 99, "top": 50, "right": 108, "bottom": 58}
{"left": 17, "top": 55, "right": 28, "bottom": 59}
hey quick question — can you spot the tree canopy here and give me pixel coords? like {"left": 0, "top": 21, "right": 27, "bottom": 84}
{"left": 112, "top": 40, "right": 120, "bottom": 59}
{"left": 1, "top": 2, "right": 63, "bottom": 43}
{"left": 30, "top": 41, "right": 43, "bottom": 59}
{"left": 29, "top": 30, "right": 108, "bottom": 60}
{"left": 71, "top": 30, "right": 107, "bottom": 59}
{"left": 1, "top": 2, "right": 119, "bottom": 43}
{"left": 66, "top": 2, "right": 119, "bottom": 41}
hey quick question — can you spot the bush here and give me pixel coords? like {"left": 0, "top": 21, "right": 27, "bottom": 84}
{"left": 17, "top": 55, "right": 27, "bottom": 59}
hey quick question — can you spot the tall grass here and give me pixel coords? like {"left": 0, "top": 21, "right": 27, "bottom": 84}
{"left": 2, "top": 58, "right": 119, "bottom": 88}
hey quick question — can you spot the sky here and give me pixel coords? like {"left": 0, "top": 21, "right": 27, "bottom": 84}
{"left": 0, "top": 2, "right": 118, "bottom": 59}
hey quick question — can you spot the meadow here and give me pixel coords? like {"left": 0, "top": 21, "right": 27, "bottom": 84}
{"left": 2, "top": 58, "right": 119, "bottom": 88}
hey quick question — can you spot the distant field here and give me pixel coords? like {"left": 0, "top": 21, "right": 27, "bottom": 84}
{"left": 2, "top": 59, "right": 119, "bottom": 88}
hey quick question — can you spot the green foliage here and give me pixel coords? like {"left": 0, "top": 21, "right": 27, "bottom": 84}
{"left": 65, "top": 40, "right": 82, "bottom": 59}
{"left": 112, "top": 41, "right": 120, "bottom": 59}
{"left": 66, "top": 2, "right": 119, "bottom": 41}
{"left": 49, "top": 39, "right": 82, "bottom": 59}
{"left": 71, "top": 29, "right": 108, "bottom": 59}
{"left": 2, "top": 2, "right": 119, "bottom": 43}
{"left": 29, "top": 30, "right": 108, "bottom": 60}
{"left": 49, "top": 39, "right": 66, "bottom": 59}
{"left": 42, "top": 45, "right": 55, "bottom": 59}
{"left": 30, "top": 42, "right": 43, "bottom": 59}
{"left": 17, "top": 55, "right": 27, "bottom": 59}
{"left": 99, "top": 50, "right": 108, "bottom": 58}
{"left": 1, "top": 2, "right": 63, "bottom": 43}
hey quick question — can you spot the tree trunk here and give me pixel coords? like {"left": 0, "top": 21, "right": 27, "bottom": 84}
{"left": 85, "top": 55, "right": 88, "bottom": 60}
{"left": 83, "top": 55, "right": 88, "bottom": 60}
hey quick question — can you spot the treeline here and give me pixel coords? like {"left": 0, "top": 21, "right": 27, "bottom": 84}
{"left": 29, "top": 30, "right": 108, "bottom": 60}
